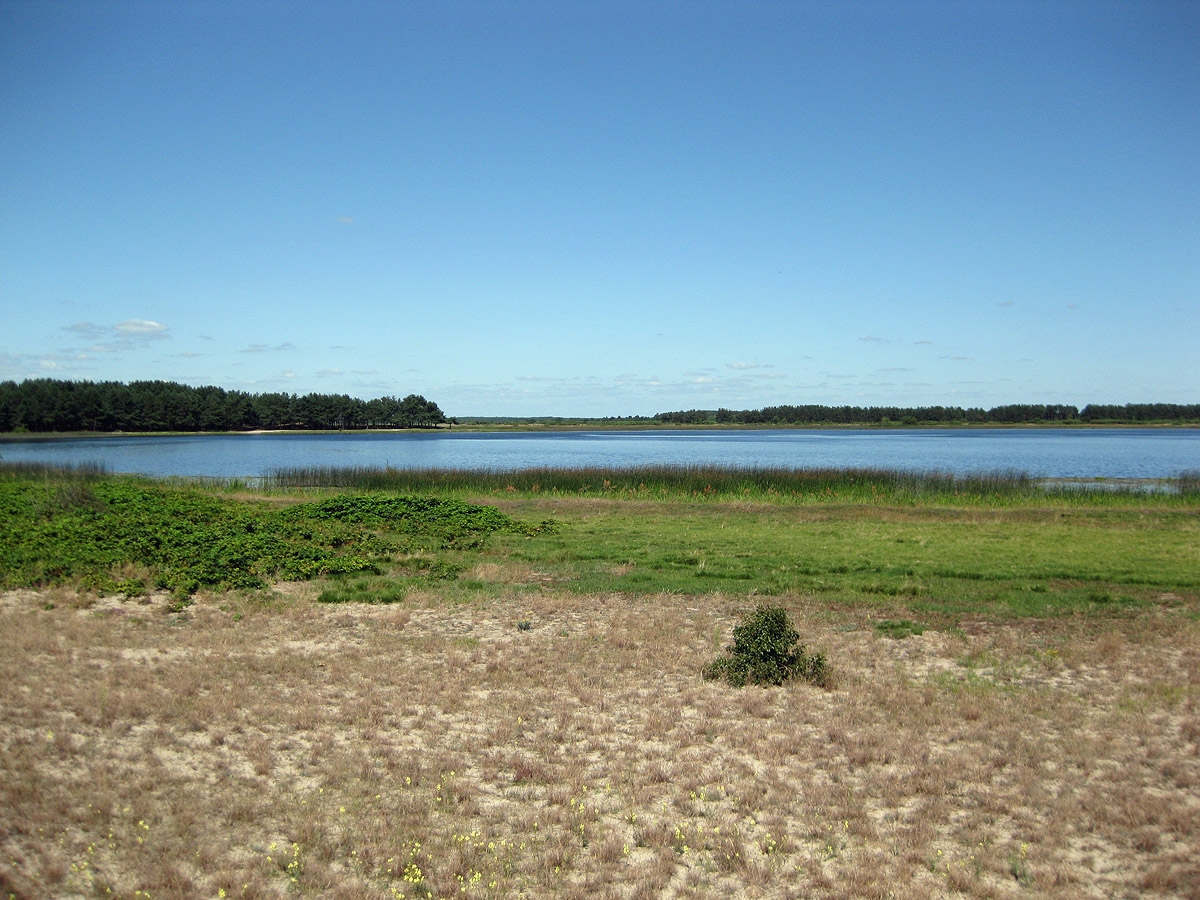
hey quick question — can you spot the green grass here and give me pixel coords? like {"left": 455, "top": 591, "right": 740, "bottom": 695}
{"left": 482, "top": 497, "right": 1197, "bottom": 619}
{"left": 3, "top": 463, "right": 1197, "bottom": 623}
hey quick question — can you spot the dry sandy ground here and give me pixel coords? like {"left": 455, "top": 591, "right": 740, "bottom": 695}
{"left": 1, "top": 585, "right": 1198, "bottom": 900}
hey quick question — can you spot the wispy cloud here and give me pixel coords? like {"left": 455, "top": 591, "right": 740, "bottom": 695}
{"left": 114, "top": 319, "right": 169, "bottom": 336}
{"left": 726, "top": 361, "right": 775, "bottom": 370}
{"left": 240, "top": 342, "right": 296, "bottom": 354}
{"left": 61, "top": 322, "right": 108, "bottom": 340}
{"left": 60, "top": 319, "right": 171, "bottom": 353}
{"left": 1, "top": 350, "right": 93, "bottom": 379}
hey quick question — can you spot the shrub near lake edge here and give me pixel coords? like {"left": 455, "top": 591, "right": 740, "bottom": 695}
{"left": 704, "top": 605, "right": 829, "bottom": 688}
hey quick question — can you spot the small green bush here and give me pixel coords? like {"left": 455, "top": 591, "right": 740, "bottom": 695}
{"left": 874, "top": 619, "right": 925, "bottom": 639}
{"left": 317, "top": 577, "right": 409, "bottom": 604}
{"left": 703, "top": 605, "right": 828, "bottom": 688}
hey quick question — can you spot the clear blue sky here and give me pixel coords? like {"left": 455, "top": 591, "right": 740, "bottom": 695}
{"left": 2, "top": 0, "right": 1196, "bottom": 417}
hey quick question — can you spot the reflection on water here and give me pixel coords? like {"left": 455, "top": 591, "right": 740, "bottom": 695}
{"left": 1, "top": 428, "right": 1197, "bottom": 480}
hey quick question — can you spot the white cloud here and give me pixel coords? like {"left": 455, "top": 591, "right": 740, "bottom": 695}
{"left": 115, "top": 319, "right": 169, "bottom": 336}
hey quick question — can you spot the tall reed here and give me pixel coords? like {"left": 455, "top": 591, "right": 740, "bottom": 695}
{"left": 1176, "top": 470, "right": 1200, "bottom": 496}
{"left": 0, "top": 460, "right": 108, "bottom": 480}
{"left": 264, "top": 463, "right": 1046, "bottom": 501}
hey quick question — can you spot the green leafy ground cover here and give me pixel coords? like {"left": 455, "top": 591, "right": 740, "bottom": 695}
{"left": 0, "top": 474, "right": 545, "bottom": 599}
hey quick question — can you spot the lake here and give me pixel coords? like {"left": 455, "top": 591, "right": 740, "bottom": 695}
{"left": 1, "top": 428, "right": 1197, "bottom": 480}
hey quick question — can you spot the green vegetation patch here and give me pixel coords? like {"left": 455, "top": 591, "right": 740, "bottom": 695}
{"left": 317, "top": 577, "right": 410, "bottom": 605}
{"left": 0, "top": 474, "right": 547, "bottom": 598}
{"left": 4, "top": 464, "right": 1196, "bottom": 624}
{"left": 874, "top": 619, "right": 926, "bottom": 639}
{"left": 280, "top": 494, "right": 554, "bottom": 548}
{"left": 0, "top": 478, "right": 378, "bottom": 597}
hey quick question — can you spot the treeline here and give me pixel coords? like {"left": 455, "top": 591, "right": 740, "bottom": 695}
{"left": 0, "top": 379, "right": 448, "bottom": 432}
{"left": 655, "top": 403, "right": 1200, "bottom": 426}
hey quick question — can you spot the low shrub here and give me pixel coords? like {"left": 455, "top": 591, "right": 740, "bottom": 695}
{"left": 317, "top": 577, "right": 409, "bottom": 604}
{"left": 874, "top": 619, "right": 925, "bottom": 639}
{"left": 703, "top": 605, "right": 828, "bottom": 687}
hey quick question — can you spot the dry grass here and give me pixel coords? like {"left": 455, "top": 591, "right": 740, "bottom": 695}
{"left": 2, "top": 586, "right": 1198, "bottom": 900}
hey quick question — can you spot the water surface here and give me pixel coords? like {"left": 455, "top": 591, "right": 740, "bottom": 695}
{"left": 2, "top": 428, "right": 1197, "bottom": 480}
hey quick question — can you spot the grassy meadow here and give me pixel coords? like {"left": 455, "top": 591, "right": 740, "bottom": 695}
{"left": 1, "top": 464, "right": 1198, "bottom": 899}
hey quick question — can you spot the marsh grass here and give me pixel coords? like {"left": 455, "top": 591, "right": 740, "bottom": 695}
{"left": 0, "top": 459, "right": 108, "bottom": 480}
{"left": 265, "top": 464, "right": 1057, "bottom": 502}
{"left": 1176, "top": 469, "right": 1200, "bottom": 496}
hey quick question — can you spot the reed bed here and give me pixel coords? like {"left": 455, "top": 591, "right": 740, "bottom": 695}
{"left": 265, "top": 463, "right": 1049, "bottom": 501}
{"left": 1176, "top": 469, "right": 1200, "bottom": 496}
{"left": 0, "top": 460, "right": 108, "bottom": 480}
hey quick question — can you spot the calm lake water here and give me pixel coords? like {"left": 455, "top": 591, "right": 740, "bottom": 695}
{"left": 2, "top": 428, "right": 1197, "bottom": 480}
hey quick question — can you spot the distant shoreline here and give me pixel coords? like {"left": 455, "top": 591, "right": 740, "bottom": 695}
{"left": 3, "top": 422, "right": 1199, "bottom": 441}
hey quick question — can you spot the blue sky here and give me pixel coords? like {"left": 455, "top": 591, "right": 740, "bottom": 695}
{"left": 2, "top": 0, "right": 1196, "bottom": 417}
